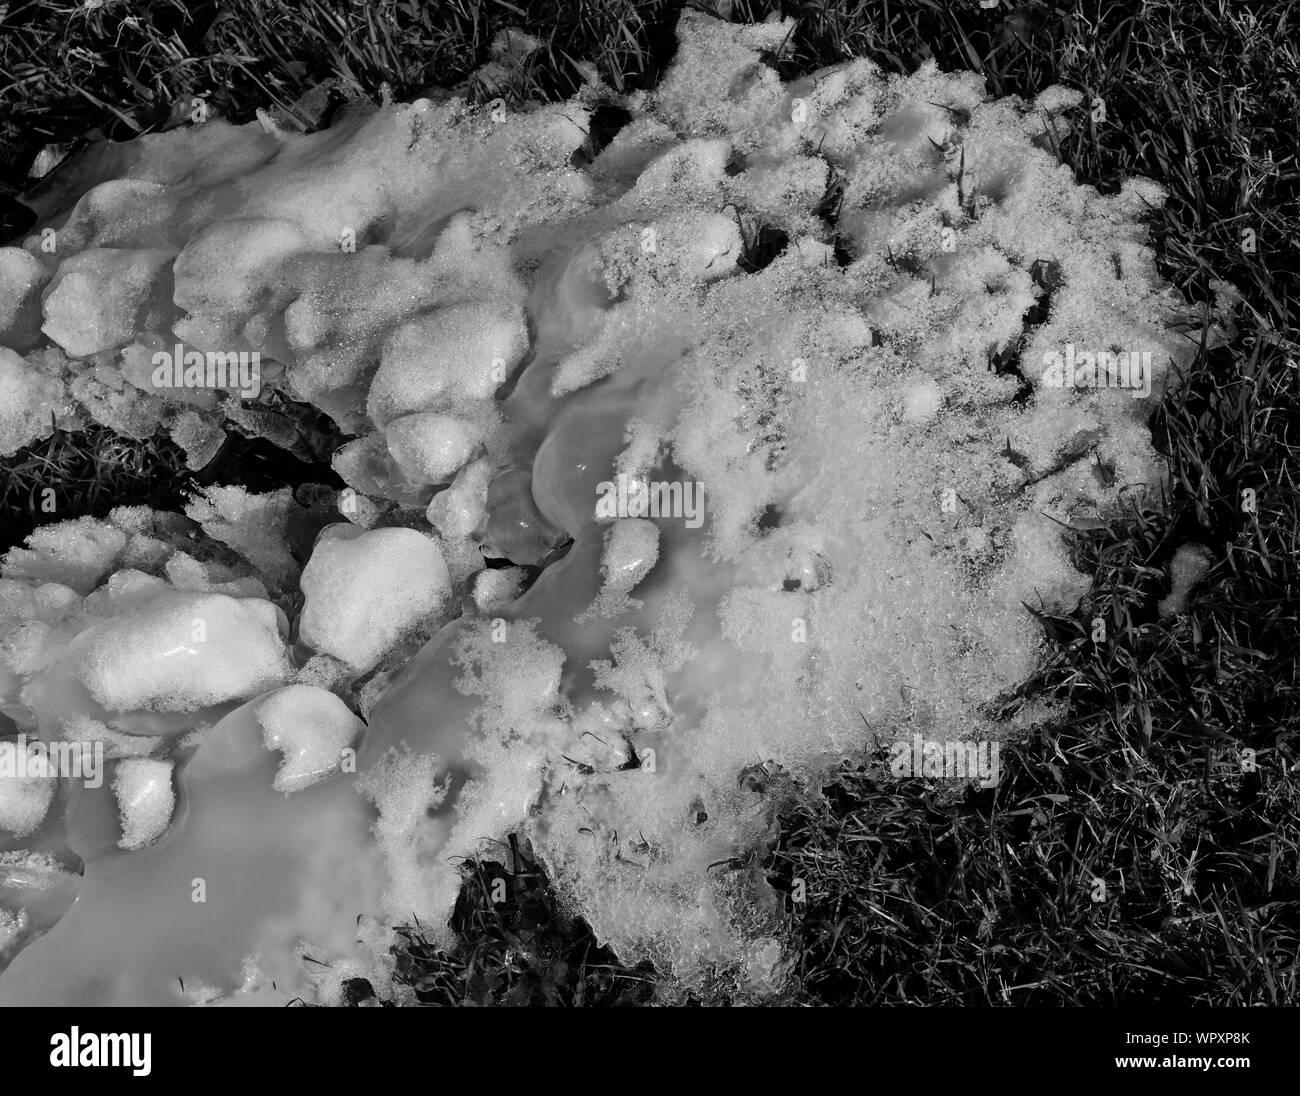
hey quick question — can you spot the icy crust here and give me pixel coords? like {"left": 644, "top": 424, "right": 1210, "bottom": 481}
{"left": 0, "top": 12, "right": 1196, "bottom": 1000}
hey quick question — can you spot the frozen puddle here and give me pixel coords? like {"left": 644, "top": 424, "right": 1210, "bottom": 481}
{"left": 0, "top": 12, "right": 1191, "bottom": 1003}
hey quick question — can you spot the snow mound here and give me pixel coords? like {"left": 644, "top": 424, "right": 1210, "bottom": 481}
{"left": 0, "top": 10, "right": 1200, "bottom": 999}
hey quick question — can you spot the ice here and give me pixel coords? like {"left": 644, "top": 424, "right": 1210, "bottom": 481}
{"left": 67, "top": 591, "right": 293, "bottom": 713}
{"left": 385, "top": 412, "right": 487, "bottom": 485}
{"left": 471, "top": 566, "right": 526, "bottom": 613}
{"left": 60, "top": 713, "right": 161, "bottom": 760}
{"left": 0, "top": 854, "right": 79, "bottom": 966}
{"left": 0, "top": 349, "right": 66, "bottom": 457}
{"left": 41, "top": 248, "right": 174, "bottom": 358}
{"left": 365, "top": 302, "right": 528, "bottom": 427}
{"left": 171, "top": 219, "right": 311, "bottom": 347}
{"left": 0, "top": 249, "right": 49, "bottom": 351}
{"left": 254, "top": 685, "right": 363, "bottom": 794}
{"left": 331, "top": 435, "right": 431, "bottom": 506}
{"left": 42, "top": 178, "right": 173, "bottom": 253}
{"left": 184, "top": 486, "right": 300, "bottom": 589}
{"left": 426, "top": 457, "right": 492, "bottom": 541}
{"left": 2, "top": 517, "right": 127, "bottom": 594}
{"left": 0, "top": 698, "right": 385, "bottom": 1005}
{"left": 298, "top": 526, "right": 452, "bottom": 673}
{"left": 0, "top": 9, "right": 1203, "bottom": 998}
{"left": 112, "top": 758, "right": 175, "bottom": 850}
{"left": 0, "top": 908, "right": 25, "bottom": 956}
{"left": 0, "top": 740, "right": 56, "bottom": 837}
{"left": 169, "top": 410, "right": 226, "bottom": 469}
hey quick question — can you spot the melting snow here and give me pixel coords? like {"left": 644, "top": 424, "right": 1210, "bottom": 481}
{"left": 0, "top": 11, "right": 1197, "bottom": 1001}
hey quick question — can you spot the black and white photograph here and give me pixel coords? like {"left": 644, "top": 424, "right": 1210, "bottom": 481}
{"left": 0, "top": 0, "right": 1294, "bottom": 1073}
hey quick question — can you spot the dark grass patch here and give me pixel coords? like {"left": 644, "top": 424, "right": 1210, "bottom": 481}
{"left": 0, "top": 420, "right": 342, "bottom": 553}
{"left": 0, "top": 0, "right": 685, "bottom": 209}
{"left": 390, "top": 839, "right": 657, "bottom": 1007}
{"left": 0, "top": 423, "right": 194, "bottom": 550}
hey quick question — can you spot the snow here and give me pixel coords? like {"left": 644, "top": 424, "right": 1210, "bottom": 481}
{"left": 367, "top": 303, "right": 528, "bottom": 426}
{"left": 0, "top": 248, "right": 48, "bottom": 351}
{"left": 0, "top": 741, "right": 56, "bottom": 837}
{"left": 70, "top": 591, "right": 293, "bottom": 713}
{"left": 298, "top": 526, "right": 452, "bottom": 673}
{"left": 0, "top": 348, "right": 65, "bottom": 457}
{"left": 471, "top": 566, "right": 525, "bottom": 612}
{"left": 112, "top": 758, "right": 175, "bottom": 850}
{"left": 41, "top": 248, "right": 174, "bottom": 359}
{"left": 582, "top": 518, "right": 660, "bottom": 618}
{"left": 1, "top": 517, "right": 127, "bottom": 595}
{"left": 254, "top": 685, "right": 363, "bottom": 794}
{"left": 1159, "top": 544, "right": 1213, "bottom": 617}
{"left": 0, "top": 10, "right": 1201, "bottom": 1000}
{"left": 384, "top": 412, "right": 486, "bottom": 485}
{"left": 184, "top": 486, "right": 300, "bottom": 589}
{"left": 171, "top": 219, "right": 311, "bottom": 348}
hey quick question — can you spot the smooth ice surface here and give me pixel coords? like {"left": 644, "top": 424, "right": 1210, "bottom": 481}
{"left": 0, "top": 854, "right": 79, "bottom": 965}
{"left": 0, "top": 699, "right": 384, "bottom": 1005}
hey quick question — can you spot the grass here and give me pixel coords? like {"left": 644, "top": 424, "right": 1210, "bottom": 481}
{"left": 387, "top": 842, "right": 657, "bottom": 1007}
{"left": 0, "top": 422, "right": 194, "bottom": 550}
{"left": 771, "top": 332, "right": 1300, "bottom": 1004}
{"left": 2, "top": 0, "right": 1297, "bottom": 1005}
